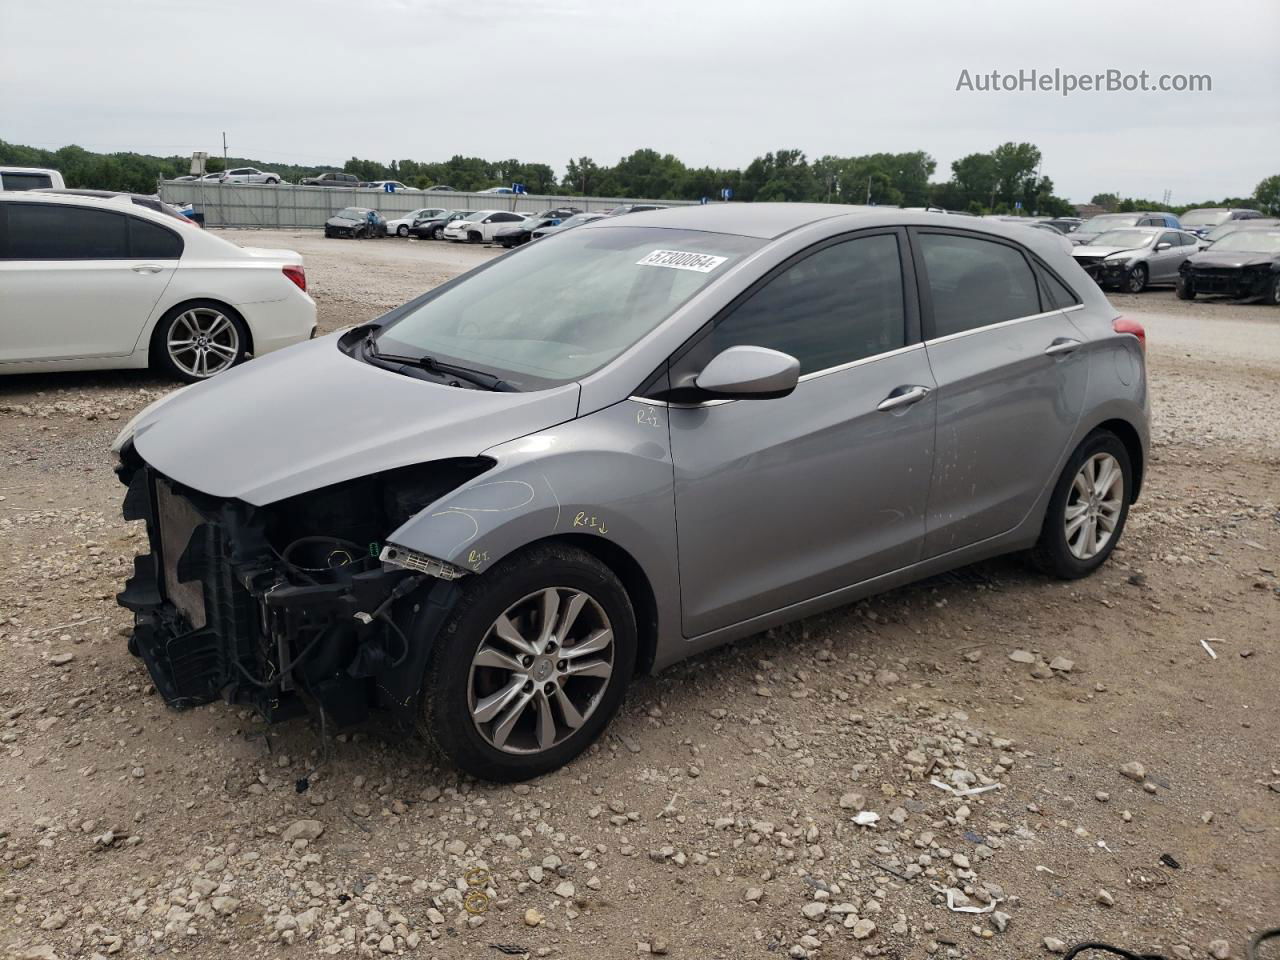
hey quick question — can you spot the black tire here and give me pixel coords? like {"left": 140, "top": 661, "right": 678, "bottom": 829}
{"left": 397, "top": 224, "right": 409, "bottom": 237}
{"left": 432, "top": 226, "right": 443, "bottom": 240}
{"left": 1125, "top": 263, "right": 1148, "bottom": 293}
{"left": 151, "top": 300, "right": 250, "bottom": 383}
{"left": 1176, "top": 276, "right": 1196, "bottom": 300}
{"left": 421, "top": 543, "right": 636, "bottom": 782}
{"left": 1267, "top": 274, "right": 1280, "bottom": 306}
{"left": 1031, "top": 430, "right": 1133, "bottom": 580}
{"left": 467, "top": 230, "right": 481, "bottom": 244}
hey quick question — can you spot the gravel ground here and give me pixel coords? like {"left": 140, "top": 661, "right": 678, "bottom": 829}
{"left": 1, "top": 230, "right": 1277, "bottom": 960}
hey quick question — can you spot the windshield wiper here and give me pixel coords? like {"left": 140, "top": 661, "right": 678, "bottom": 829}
{"left": 363, "top": 334, "right": 517, "bottom": 392}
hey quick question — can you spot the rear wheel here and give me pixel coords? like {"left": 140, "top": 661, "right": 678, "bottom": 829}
{"left": 1176, "top": 276, "right": 1196, "bottom": 300}
{"left": 421, "top": 544, "right": 636, "bottom": 781}
{"left": 1267, "top": 275, "right": 1280, "bottom": 306}
{"left": 1032, "top": 431, "right": 1132, "bottom": 579}
{"left": 1125, "top": 263, "right": 1148, "bottom": 293}
{"left": 152, "top": 301, "right": 249, "bottom": 383}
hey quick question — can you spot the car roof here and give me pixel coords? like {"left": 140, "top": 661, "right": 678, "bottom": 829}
{"left": 581, "top": 202, "right": 1072, "bottom": 240}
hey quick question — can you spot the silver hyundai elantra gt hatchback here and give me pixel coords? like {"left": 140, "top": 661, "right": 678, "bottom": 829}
{"left": 114, "top": 204, "right": 1148, "bottom": 780}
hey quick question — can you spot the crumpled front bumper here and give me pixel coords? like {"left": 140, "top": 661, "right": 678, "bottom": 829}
{"left": 1184, "top": 268, "right": 1273, "bottom": 298}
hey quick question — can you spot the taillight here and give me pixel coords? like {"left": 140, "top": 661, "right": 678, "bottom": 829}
{"left": 1113, "top": 315, "right": 1145, "bottom": 352}
{"left": 283, "top": 265, "right": 307, "bottom": 293}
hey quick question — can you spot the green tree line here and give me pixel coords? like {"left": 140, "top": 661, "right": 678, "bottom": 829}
{"left": 3, "top": 138, "right": 1274, "bottom": 217}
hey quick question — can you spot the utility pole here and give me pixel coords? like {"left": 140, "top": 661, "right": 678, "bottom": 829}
{"left": 866, "top": 175, "right": 872, "bottom": 204}
{"left": 222, "top": 132, "right": 228, "bottom": 172}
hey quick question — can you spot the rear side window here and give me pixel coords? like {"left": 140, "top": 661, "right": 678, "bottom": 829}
{"left": 703, "top": 232, "right": 907, "bottom": 375}
{"left": 2, "top": 171, "right": 53, "bottom": 191}
{"left": 1037, "top": 266, "right": 1080, "bottom": 309}
{"left": 917, "top": 232, "right": 1042, "bottom": 338}
{"left": 0, "top": 203, "right": 181, "bottom": 259}
{"left": 2, "top": 202, "right": 129, "bottom": 259}
{"left": 128, "top": 216, "right": 183, "bottom": 258}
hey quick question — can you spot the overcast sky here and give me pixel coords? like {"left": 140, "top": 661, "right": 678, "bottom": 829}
{"left": 4, "top": 0, "right": 1277, "bottom": 203}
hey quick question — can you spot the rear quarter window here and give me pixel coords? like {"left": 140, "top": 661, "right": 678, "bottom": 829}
{"left": 128, "top": 216, "right": 183, "bottom": 259}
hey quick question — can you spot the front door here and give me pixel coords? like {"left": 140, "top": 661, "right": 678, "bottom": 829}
{"left": 910, "top": 228, "right": 1089, "bottom": 557}
{"left": 666, "top": 230, "right": 937, "bottom": 637}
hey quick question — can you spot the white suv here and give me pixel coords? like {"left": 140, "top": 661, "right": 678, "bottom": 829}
{"left": 217, "top": 167, "right": 283, "bottom": 184}
{"left": 0, "top": 192, "right": 315, "bottom": 381}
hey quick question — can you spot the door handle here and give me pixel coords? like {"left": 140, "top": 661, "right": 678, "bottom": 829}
{"left": 877, "top": 385, "right": 932, "bottom": 412}
{"left": 131, "top": 264, "right": 164, "bottom": 274}
{"left": 1044, "top": 337, "right": 1082, "bottom": 356}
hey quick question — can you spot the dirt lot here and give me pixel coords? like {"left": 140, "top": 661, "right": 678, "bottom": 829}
{"left": 1, "top": 230, "right": 1277, "bottom": 960}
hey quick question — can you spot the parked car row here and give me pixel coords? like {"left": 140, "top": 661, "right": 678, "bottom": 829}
{"left": 1070, "top": 221, "right": 1280, "bottom": 303}
{"left": 173, "top": 171, "right": 491, "bottom": 192}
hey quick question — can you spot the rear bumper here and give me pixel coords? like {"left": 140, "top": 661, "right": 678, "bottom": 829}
{"left": 242, "top": 293, "right": 317, "bottom": 357}
{"left": 115, "top": 454, "right": 451, "bottom": 725}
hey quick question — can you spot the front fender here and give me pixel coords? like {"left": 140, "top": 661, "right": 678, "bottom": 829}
{"left": 383, "top": 398, "right": 681, "bottom": 641}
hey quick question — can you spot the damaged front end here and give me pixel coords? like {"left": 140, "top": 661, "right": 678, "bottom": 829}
{"left": 115, "top": 444, "right": 490, "bottom": 726}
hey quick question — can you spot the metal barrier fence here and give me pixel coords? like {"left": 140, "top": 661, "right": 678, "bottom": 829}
{"left": 156, "top": 181, "right": 698, "bottom": 229}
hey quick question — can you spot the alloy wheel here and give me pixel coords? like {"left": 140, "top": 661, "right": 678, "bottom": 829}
{"left": 166, "top": 307, "right": 239, "bottom": 378}
{"left": 1064, "top": 452, "right": 1123, "bottom": 560}
{"left": 468, "top": 587, "right": 614, "bottom": 755}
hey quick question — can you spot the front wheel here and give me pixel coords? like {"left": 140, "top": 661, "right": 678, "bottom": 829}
{"left": 1032, "top": 431, "right": 1132, "bottom": 579}
{"left": 1267, "top": 275, "right": 1280, "bottom": 306}
{"left": 397, "top": 225, "right": 409, "bottom": 237}
{"left": 1125, "top": 263, "right": 1148, "bottom": 293}
{"left": 421, "top": 544, "right": 637, "bottom": 781}
{"left": 432, "top": 226, "right": 444, "bottom": 240}
{"left": 1176, "top": 276, "right": 1196, "bottom": 300}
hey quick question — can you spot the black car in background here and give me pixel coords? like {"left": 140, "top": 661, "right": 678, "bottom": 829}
{"left": 1177, "top": 227, "right": 1280, "bottom": 303}
{"left": 410, "top": 210, "right": 473, "bottom": 240}
{"left": 492, "top": 207, "right": 584, "bottom": 248}
{"left": 324, "top": 207, "right": 387, "bottom": 239}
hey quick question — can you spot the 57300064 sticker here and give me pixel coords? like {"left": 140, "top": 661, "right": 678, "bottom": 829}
{"left": 636, "top": 249, "right": 728, "bottom": 273}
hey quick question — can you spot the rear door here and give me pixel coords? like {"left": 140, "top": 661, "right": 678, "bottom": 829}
{"left": 666, "top": 229, "right": 937, "bottom": 636}
{"left": 910, "top": 228, "right": 1089, "bottom": 557}
{"left": 0, "top": 202, "right": 180, "bottom": 362}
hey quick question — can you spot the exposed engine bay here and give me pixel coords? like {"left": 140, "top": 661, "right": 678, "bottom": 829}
{"left": 115, "top": 442, "right": 492, "bottom": 725}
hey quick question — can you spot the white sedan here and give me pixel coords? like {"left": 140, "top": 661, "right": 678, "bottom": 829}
{"left": 386, "top": 207, "right": 450, "bottom": 237}
{"left": 0, "top": 192, "right": 315, "bottom": 382}
{"left": 441, "top": 209, "right": 527, "bottom": 243}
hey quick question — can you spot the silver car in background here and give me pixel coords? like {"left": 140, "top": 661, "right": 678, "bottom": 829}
{"left": 113, "top": 205, "right": 1149, "bottom": 781}
{"left": 1072, "top": 226, "right": 1201, "bottom": 292}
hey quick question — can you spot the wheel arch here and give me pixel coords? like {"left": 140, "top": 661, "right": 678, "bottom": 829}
{"left": 1093, "top": 417, "right": 1145, "bottom": 501}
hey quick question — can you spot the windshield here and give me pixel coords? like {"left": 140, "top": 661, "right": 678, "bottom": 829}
{"left": 1180, "top": 208, "right": 1229, "bottom": 228}
{"left": 1210, "top": 230, "right": 1280, "bottom": 253}
{"left": 335, "top": 208, "right": 366, "bottom": 219}
{"left": 1078, "top": 214, "right": 1140, "bottom": 233}
{"left": 1089, "top": 230, "right": 1155, "bottom": 249}
{"left": 376, "top": 226, "right": 763, "bottom": 389}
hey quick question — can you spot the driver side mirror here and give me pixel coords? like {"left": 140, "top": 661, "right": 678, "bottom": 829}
{"left": 694, "top": 345, "right": 800, "bottom": 400}
{"left": 1156, "top": 242, "right": 1171, "bottom": 251}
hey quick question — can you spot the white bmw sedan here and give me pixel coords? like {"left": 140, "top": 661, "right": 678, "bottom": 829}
{"left": 0, "top": 192, "right": 316, "bottom": 382}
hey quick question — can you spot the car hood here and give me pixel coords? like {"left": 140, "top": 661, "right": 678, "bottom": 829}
{"left": 1072, "top": 244, "right": 1146, "bottom": 259}
{"left": 1187, "top": 251, "right": 1277, "bottom": 269}
{"left": 327, "top": 216, "right": 360, "bottom": 226}
{"left": 128, "top": 334, "right": 581, "bottom": 505}
{"left": 445, "top": 220, "right": 473, "bottom": 229}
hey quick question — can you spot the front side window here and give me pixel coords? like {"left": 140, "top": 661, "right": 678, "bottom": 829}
{"left": 377, "top": 225, "right": 762, "bottom": 389}
{"left": 1, "top": 203, "right": 129, "bottom": 259}
{"left": 701, "top": 233, "right": 907, "bottom": 376}
{"left": 918, "top": 232, "right": 1041, "bottom": 338}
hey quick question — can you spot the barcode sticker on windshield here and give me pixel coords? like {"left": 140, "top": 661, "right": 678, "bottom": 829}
{"left": 636, "top": 249, "right": 728, "bottom": 273}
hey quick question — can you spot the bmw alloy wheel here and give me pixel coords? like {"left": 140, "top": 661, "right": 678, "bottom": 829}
{"left": 468, "top": 587, "right": 614, "bottom": 755}
{"left": 1064, "top": 452, "right": 1123, "bottom": 560}
{"left": 166, "top": 307, "right": 240, "bottom": 379}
